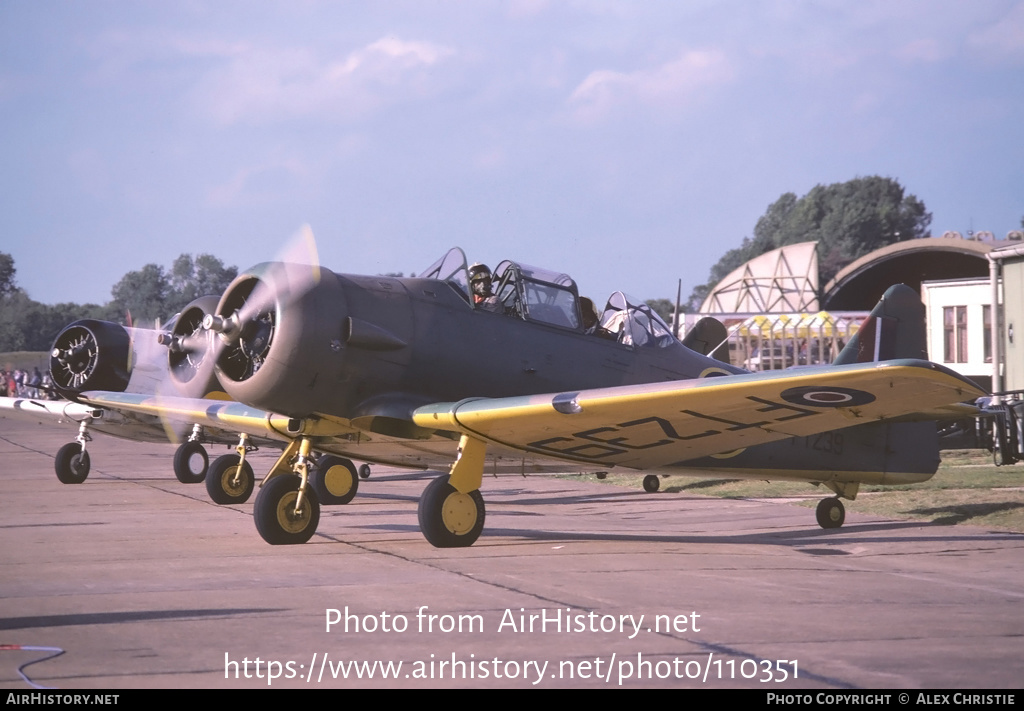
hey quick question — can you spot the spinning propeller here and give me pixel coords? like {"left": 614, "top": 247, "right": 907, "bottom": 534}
{"left": 162, "top": 224, "right": 322, "bottom": 391}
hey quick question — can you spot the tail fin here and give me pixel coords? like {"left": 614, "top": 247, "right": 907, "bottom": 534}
{"left": 833, "top": 284, "right": 926, "bottom": 365}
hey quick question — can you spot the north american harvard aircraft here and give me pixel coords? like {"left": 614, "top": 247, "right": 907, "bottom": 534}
{"left": 1, "top": 295, "right": 371, "bottom": 505}
{"left": 8, "top": 245, "right": 984, "bottom": 547}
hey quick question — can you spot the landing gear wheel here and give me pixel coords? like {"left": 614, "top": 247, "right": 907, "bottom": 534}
{"left": 358, "top": 463, "right": 371, "bottom": 479}
{"left": 993, "top": 418, "right": 1012, "bottom": 466}
{"left": 816, "top": 497, "right": 846, "bottom": 529}
{"left": 254, "top": 474, "right": 320, "bottom": 545}
{"left": 643, "top": 474, "right": 660, "bottom": 493}
{"left": 55, "top": 442, "right": 90, "bottom": 484}
{"left": 312, "top": 456, "right": 358, "bottom": 505}
{"left": 206, "top": 454, "right": 255, "bottom": 504}
{"left": 173, "top": 441, "right": 209, "bottom": 483}
{"left": 418, "top": 474, "right": 485, "bottom": 548}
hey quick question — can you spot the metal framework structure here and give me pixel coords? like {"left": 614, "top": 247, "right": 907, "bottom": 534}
{"left": 699, "top": 241, "right": 819, "bottom": 314}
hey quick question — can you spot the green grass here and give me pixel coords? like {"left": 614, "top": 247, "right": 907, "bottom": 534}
{"left": 569, "top": 449, "right": 1024, "bottom": 532}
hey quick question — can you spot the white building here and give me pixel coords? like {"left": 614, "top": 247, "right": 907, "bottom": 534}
{"left": 921, "top": 277, "right": 993, "bottom": 392}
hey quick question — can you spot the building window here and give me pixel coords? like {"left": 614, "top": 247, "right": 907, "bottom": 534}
{"left": 984, "top": 304, "right": 992, "bottom": 363}
{"left": 943, "top": 306, "right": 968, "bottom": 363}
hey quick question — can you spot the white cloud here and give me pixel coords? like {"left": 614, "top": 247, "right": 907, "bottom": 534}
{"left": 192, "top": 36, "right": 456, "bottom": 126}
{"left": 967, "top": 2, "right": 1024, "bottom": 60}
{"left": 893, "top": 38, "right": 950, "bottom": 64}
{"left": 206, "top": 158, "right": 310, "bottom": 207}
{"left": 506, "top": 0, "right": 550, "bottom": 20}
{"left": 567, "top": 49, "right": 733, "bottom": 121}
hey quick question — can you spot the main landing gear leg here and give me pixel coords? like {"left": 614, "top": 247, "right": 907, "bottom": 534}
{"left": 55, "top": 418, "right": 93, "bottom": 484}
{"left": 418, "top": 434, "right": 487, "bottom": 548}
{"left": 206, "top": 432, "right": 256, "bottom": 504}
{"left": 253, "top": 438, "right": 320, "bottom": 545}
{"left": 173, "top": 424, "right": 209, "bottom": 484}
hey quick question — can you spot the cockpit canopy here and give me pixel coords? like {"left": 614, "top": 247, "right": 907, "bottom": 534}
{"left": 598, "top": 292, "right": 675, "bottom": 348}
{"left": 491, "top": 260, "right": 580, "bottom": 329}
{"left": 419, "top": 247, "right": 676, "bottom": 348}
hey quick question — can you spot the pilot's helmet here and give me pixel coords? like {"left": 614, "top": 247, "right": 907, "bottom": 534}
{"left": 468, "top": 263, "right": 492, "bottom": 296}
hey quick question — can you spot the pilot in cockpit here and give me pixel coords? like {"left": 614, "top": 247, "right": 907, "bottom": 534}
{"left": 469, "top": 263, "right": 503, "bottom": 313}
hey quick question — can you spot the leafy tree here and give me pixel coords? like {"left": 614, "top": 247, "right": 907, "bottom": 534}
{"left": 0, "top": 252, "right": 238, "bottom": 352}
{"left": 0, "top": 252, "right": 15, "bottom": 297}
{"left": 110, "top": 254, "right": 237, "bottom": 324}
{"left": 644, "top": 298, "right": 675, "bottom": 323}
{"left": 687, "top": 176, "right": 931, "bottom": 308}
{"left": 166, "top": 254, "right": 237, "bottom": 314}
{"left": 0, "top": 291, "right": 31, "bottom": 351}
{"left": 110, "top": 264, "right": 170, "bottom": 325}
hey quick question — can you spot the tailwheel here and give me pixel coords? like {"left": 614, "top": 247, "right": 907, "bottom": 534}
{"left": 254, "top": 474, "right": 320, "bottom": 545}
{"left": 173, "top": 441, "right": 209, "bottom": 484}
{"left": 642, "top": 474, "right": 660, "bottom": 493}
{"left": 418, "top": 474, "right": 485, "bottom": 548}
{"left": 816, "top": 497, "right": 846, "bottom": 529}
{"left": 358, "top": 463, "right": 371, "bottom": 479}
{"left": 311, "top": 456, "right": 359, "bottom": 505}
{"left": 55, "top": 442, "right": 90, "bottom": 484}
{"left": 206, "top": 454, "right": 255, "bottom": 504}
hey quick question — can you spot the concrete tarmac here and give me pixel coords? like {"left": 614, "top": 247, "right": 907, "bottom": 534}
{"left": 1, "top": 416, "right": 1022, "bottom": 689}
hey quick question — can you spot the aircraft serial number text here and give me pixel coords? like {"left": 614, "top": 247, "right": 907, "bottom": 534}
{"left": 528, "top": 396, "right": 822, "bottom": 460}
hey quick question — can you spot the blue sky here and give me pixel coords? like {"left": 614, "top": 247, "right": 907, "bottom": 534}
{"left": 2, "top": 1, "right": 1022, "bottom": 309}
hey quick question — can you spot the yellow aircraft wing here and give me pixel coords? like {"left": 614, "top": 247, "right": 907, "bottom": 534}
{"left": 78, "top": 359, "right": 983, "bottom": 473}
{"left": 77, "top": 391, "right": 362, "bottom": 443}
{"left": 412, "top": 359, "right": 985, "bottom": 470}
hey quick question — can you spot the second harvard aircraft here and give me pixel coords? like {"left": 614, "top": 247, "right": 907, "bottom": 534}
{"left": 32, "top": 245, "right": 984, "bottom": 547}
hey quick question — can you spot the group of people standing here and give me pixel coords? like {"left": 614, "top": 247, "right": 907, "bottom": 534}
{"left": 1, "top": 366, "right": 53, "bottom": 399}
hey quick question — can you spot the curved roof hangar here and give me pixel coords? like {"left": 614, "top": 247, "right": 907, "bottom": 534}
{"left": 822, "top": 238, "right": 992, "bottom": 310}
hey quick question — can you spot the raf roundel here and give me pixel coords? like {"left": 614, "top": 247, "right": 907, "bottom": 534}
{"left": 779, "top": 386, "right": 876, "bottom": 408}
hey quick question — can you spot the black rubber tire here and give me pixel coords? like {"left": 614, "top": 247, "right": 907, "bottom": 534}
{"left": 311, "top": 456, "right": 359, "bottom": 505}
{"left": 993, "top": 418, "right": 1011, "bottom": 466}
{"left": 55, "top": 442, "right": 90, "bottom": 484}
{"left": 254, "top": 474, "right": 320, "bottom": 545}
{"left": 643, "top": 474, "right": 660, "bottom": 493}
{"left": 173, "top": 441, "right": 209, "bottom": 484}
{"left": 358, "top": 463, "right": 371, "bottom": 479}
{"left": 206, "top": 454, "right": 255, "bottom": 505}
{"left": 417, "top": 474, "right": 485, "bottom": 548}
{"left": 815, "top": 497, "right": 846, "bottom": 529}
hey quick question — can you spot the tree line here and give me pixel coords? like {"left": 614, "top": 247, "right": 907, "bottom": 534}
{"left": 682, "top": 176, "right": 933, "bottom": 312}
{"left": 0, "top": 253, "right": 237, "bottom": 352}
{"left": 2, "top": 176, "right": 1012, "bottom": 350}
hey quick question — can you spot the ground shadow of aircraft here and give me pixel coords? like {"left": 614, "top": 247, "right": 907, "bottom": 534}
{"left": 5, "top": 246, "right": 984, "bottom": 548}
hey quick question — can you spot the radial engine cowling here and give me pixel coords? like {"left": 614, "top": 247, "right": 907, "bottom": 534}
{"left": 49, "top": 319, "right": 132, "bottom": 397}
{"left": 163, "top": 295, "right": 224, "bottom": 399}
{"left": 208, "top": 262, "right": 348, "bottom": 417}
